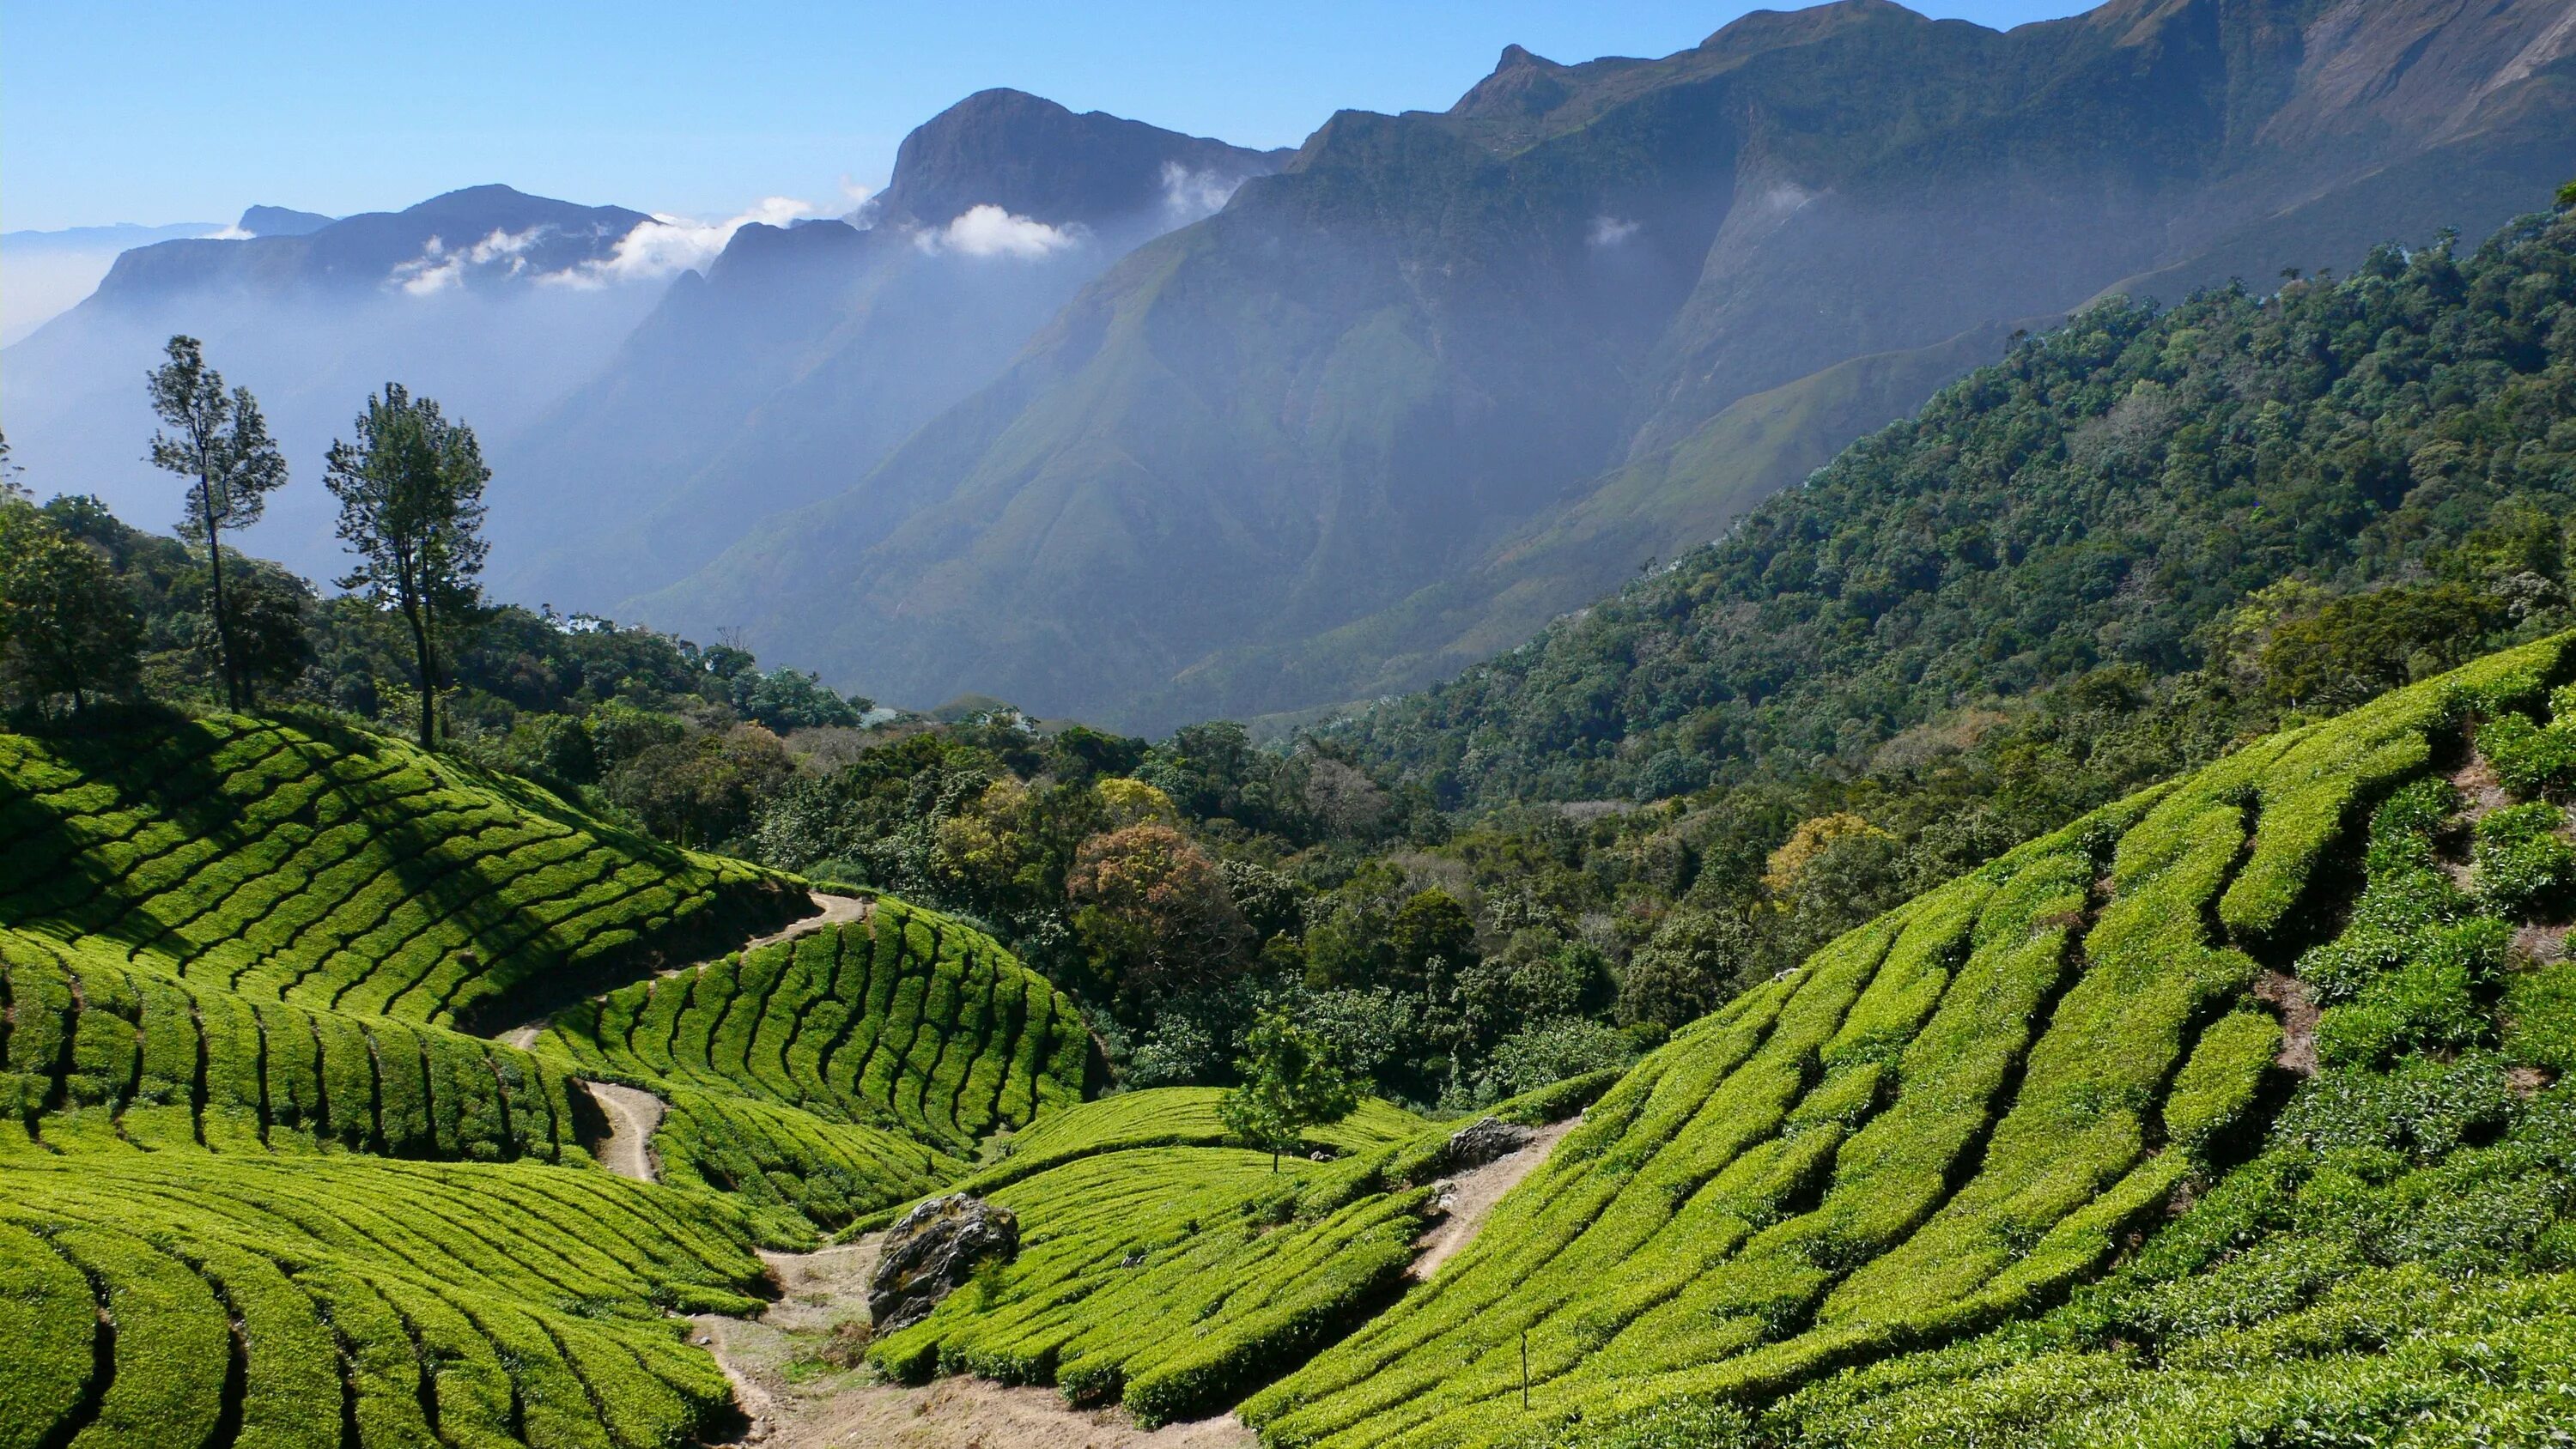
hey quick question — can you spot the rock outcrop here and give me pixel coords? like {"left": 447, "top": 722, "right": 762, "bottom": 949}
{"left": 867, "top": 1193, "right": 1021, "bottom": 1331}
{"left": 1443, "top": 1117, "right": 1534, "bottom": 1172}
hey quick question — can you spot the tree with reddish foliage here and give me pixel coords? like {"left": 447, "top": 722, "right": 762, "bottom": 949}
{"left": 1066, "top": 822, "right": 1252, "bottom": 1009}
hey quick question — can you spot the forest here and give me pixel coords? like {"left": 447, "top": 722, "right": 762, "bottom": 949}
{"left": 4, "top": 195, "right": 2574, "bottom": 1117}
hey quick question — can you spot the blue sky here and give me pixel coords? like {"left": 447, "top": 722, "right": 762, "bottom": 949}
{"left": 5, "top": 1, "right": 2093, "bottom": 232}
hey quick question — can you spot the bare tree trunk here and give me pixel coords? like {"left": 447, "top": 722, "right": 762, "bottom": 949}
{"left": 404, "top": 597, "right": 436, "bottom": 751}
{"left": 198, "top": 480, "right": 243, "bottom": 710}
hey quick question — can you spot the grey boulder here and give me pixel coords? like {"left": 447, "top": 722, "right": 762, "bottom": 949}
{"left": 867, "top": 1193, "right": 1020, "bottom": 1331}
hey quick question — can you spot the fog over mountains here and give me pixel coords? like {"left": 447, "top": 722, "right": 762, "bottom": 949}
{"left": 6, "top": 0, "right": 2573, "bottom": 731}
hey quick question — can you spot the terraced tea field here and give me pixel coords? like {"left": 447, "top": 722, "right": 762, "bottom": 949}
{"left": 0, "top": 1152, "right": 777, "bottom": 1449}
{"left": 1230, "top": 639, "right": 2576, "bottom": 1447}
{"left": 13, "top": 634, "right": 2576, "bottom": 1447}
{"left": 538, "top": 900, "right": 1094, "bottom": 1153}
{"left": 0, "top": 715, "right": 798, "bottom": 1029}
{"left": 1, "top": 923, "right": 592, "bottom": 1161}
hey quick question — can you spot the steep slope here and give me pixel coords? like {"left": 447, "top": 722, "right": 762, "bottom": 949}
{"left": 0, "top": 712, "right": 1125, "bottom": 1446}
{"left": 0, "top": 185, "right": 667, "bottom": 580}
{"left": 1340, "top": 191, "right": 2576, "bottom": 808}
{"left": 1239, "top": 636, "right": 2576, "bottom": 1446}
{"left": 841, "top": 639, "right": 2576, "bottom": 1444}
{"left": 642, "top": 0, "right": 2576, "bottom": 731}
{"left": 0, "top": 713, "right": 799, "bottom": 1028}
{"left": 489, "top": 90, "right": 1288, "bottom": 609}
{"left": 0, "top": 714, "right": 844, "bottom": 1449}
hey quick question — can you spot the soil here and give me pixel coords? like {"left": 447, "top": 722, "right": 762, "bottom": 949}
{"left": 747, "top": 892, "right": 873, "bottom": 952}
{"left": 581, "top": 1081, "right": 668, "bottom": 1183}
{"left": 696, "top": 1238, "right": 1255, "bottom": 1449}
{"left": 1410, "top": 1118, "right": 1577, "bottom": 1281}
{"left": 2253, "top": 971, "right": 2320, "bottom": 1077}
{"left": 690, "top": 1113, "right": 1582, "bottom": 1446}
{"left": 485, "top": 892, "right": 871, "bottom": 1052}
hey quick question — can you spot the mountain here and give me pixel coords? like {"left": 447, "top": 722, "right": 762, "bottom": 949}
{"left": 0, "top": 219, "right": 221, "bottom": 344}
{"left": 0, "top": 185, "right": 669, "bottom": 579}
{"left": 234, "top": 203, "right": 334, "bottom": 236}
{"left": 485, "top": 89, "right": 1288, "bottom": 610}
{"left": 1336, "top": 194, "right": 2576, "bottom": 809}
{"left": 636, "top": 0, "right": 2576, "bottom": 733}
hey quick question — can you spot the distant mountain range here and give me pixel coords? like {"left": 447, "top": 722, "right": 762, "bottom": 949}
{"left": 6, "top": 0, "right": 2572, "bottom": 731}
{"left": 3, "top": 190, "right": 665, "bottom": 575}
{"left": 485, "top": 89, "right": 1289, "bottom": 609}
{"left": 634, "top": 0, "right": 2576, "bottom": 733}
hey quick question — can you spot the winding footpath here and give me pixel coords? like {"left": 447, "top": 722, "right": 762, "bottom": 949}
{"left": 697, "top": 1113, "right": 1582, "bottom": 1447}
{"left": 496, "top": 891, "right": 874, "bottom": 1051}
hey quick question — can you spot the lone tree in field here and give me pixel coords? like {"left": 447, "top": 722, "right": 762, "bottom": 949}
{"left": 1219, "top": 1012, "right": 1360, "bottom": 1171}
{"left": 146, "top": 336, "right": 288, "bottom": 708}
{"left": 324, "top": 384, "right": 490, "bottom": 750}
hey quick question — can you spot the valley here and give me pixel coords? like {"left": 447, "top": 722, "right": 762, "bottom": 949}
{"left": 9, "top": 2, "right": 2576, "bottom": 1444}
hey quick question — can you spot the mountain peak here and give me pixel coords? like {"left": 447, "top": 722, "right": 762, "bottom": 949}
{"left": 872, "top": 88, "right": 1285, "bottom": 230}
{"left": 236, "top": 204, "right": 332, "bottom": 237}
{"left": 1450, "top": 43, "right": 1574, "bottom": 118}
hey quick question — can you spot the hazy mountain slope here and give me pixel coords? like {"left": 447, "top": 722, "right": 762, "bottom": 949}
{"left": 641, "top": 0, "right": 2576, "bottom": 732}
{"left": 1149, "top": 318, "right": 2037, "bottom": 730}
{"left": 488, "top": 89, "right": 1287, "bottom": 609}
{"left": 0, "top": 185, "right": 665, "bottom": 580}
{"left": 1332, "top": 195, "right": 2576, "bottom": 809}
{"left": 0, "top": 220, "right": 220, "bottom": 344}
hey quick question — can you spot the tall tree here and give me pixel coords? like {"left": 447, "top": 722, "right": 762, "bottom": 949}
{"left": 323, "top": 384, "right": 491, "bottom": 751}
{"left": 145, "top": 336, "right": 288, "bottom": 708}
{"left": 1218, "top": 1012, "right": 1359, "bottom": 1172}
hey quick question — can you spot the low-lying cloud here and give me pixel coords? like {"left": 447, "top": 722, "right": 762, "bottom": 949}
{"left": 389, "top": 225, "right": 558, "bottom": 294}
{"left": 380, "top": 199, "right": 829, "bottom": 294}
{"left": 1160, "top": 161, "right": 1245, "bottom": 223}
{"left": 914, "top": 204, "right": 1082, "bottom": 259}
{"left": 551, "top": 197, "right": 823, "bottom": 287}
{"left": 1589, "top": 215, "right": 1642, "bottom": 248}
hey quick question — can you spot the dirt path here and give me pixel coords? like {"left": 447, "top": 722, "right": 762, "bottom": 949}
{"left": 697, "top": 1239, "right": 1255, "bottom": 1449}
{"left": 1411, "top": 1118, "right": 1577, "bottom": 1281}
{"left": 582, "top": 1081, "right": 668, "bottom": 1183}
{"left": 746, "top": 892, "right": 872, "bottom": 952}
{"left": 485, "top": 892, "right": 870, "bottom": 1052}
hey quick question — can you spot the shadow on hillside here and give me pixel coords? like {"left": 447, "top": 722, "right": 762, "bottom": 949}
{"left": 0, "top": 709, "right": 287, "bottom": 955}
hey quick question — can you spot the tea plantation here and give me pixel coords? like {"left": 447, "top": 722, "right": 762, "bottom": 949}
{"left": 1224, "top": 636, "right": 2576, "bottom": 1447}
{"left": 536, "top": 900, "right": 1093, "bottom": 1153}
{"left": 0, "top": 714, "right": 797, "bottom": 1029}
{"left": 12, "top": 634, "right": 2576, "bottom": 1446}
{"left": 0, "top": 713, "right": 1102, "bottom": 1446}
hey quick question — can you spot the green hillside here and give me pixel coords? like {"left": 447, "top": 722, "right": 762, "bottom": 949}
{"left": 12, "top": 612, "right": 2576, "bottom": 1447}
{"left": 539, "top": 900, "right": 1092, "bottom": 1153}
{"left": 1, "top": 1155, "right": 775, "bottom": 1449}
{"left": 839, "top": 635, "right": 2576, "bottom": 1444}
{"left": 1230, "top": 637, "right": 2576, "bottom": 1446}
{"left": 0, "top": 713, "right": 799, "bottom": 1028}
{"left": 1341, "top": 199, "right": 2576, "bottom": 809}
{"left": 0, "top": 710, "right": 1118, "bottom": 1446}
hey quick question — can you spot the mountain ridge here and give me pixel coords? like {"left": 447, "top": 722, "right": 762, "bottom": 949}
{"left": 635, "top": 0, "right": 2576, "bottom": 733}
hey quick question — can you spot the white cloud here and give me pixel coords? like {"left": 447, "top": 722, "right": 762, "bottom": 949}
{"left": 1589, "top": 215, "right": 1641, "bottom": 248}
{"left": 839, "top": 174, "right": 877, "bottom": 210}
{"left": 1160, "top": 161, "right": 1243, "bottom": 222}
{"left": 541, "top": 196, "right": 822, "bottom": 288}
{"left": 914, "top": 204, "right": 1081, "bottom": 260}
{"left": 389, "top": 234, "right": 461, "bottom": 294}
{"left": 385, "top": 225, "right": 555, "bottom": 294}
{"left": 204, "top": 224, "right": 253, "bottom": 241}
